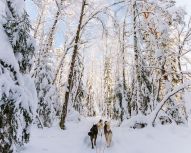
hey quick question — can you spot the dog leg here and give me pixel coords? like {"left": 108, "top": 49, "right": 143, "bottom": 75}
{"left": 105, "top": 133, "right": 108, "bottom": 147}
{"left": 109, "top": 134, "right": 112, "bottom": 147}
{"left": 94, "top": 135, "right": 97, "bottom": 146}
{"left": 108, "top": 133, "right": 112, "bottom": 147}
{"left": 91, "top": 137, "right": 94, "bottom": 149}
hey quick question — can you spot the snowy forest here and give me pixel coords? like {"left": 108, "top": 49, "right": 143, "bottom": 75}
{"left": 1, "top": 0, "right": 191, "bottom": 153}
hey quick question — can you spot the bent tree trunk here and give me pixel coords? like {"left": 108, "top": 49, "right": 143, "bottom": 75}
{"left": 59, "top": 0, "right": 87, "bottom": 130}
{"left": 151, "top": 82, "right": 191, "bottom": 126}
{"left": 45, "top": 0, "right": 64, "bottom": 53}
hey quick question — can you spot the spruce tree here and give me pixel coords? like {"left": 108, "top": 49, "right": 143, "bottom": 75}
{"left": 0, "top": 0, "right": 37, "bottom": 152}
{"left": 33, "top": 51, "right": 58, "bottom": 127}
{"left": 72, "top": 55, "right": 86, "bottom": 114}
{"left": 3, "top": 0, "right": 35, "bottom": 74}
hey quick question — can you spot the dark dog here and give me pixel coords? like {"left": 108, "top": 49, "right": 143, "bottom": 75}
{"left": 88, "top": 124, "right": 98, "bottom": 149}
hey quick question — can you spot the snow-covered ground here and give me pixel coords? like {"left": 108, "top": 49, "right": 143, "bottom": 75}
{"left": 21, "top": 117, "right": 191, "bottom": 153}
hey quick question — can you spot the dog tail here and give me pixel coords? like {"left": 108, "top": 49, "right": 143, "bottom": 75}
{"left": 88, "top": 132, "right": 92, "bottom": 136}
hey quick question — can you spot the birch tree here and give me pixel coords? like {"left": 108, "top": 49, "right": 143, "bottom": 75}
{"left": 60, "top": 0, "right": 87, "bottom": 129}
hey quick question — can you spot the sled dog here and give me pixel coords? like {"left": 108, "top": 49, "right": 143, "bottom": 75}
{"left": 97, "top": 119, "right": 103, "bottom": 136}
{"left": 104, "top": 121, "right": 112, "bottom": 147}
{"left": 88, "top": 124, "right": 98, "bottom": 149}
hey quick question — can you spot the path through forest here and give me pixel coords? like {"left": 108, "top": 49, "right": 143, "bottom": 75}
{"left": 21, "top": 117, "right": 191, "bottom": 153}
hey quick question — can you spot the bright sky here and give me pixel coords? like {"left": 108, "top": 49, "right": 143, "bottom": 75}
{"left": 25, "top": 0, "right": 191, "bottom": 48}
{"left": 176, "top": 0, "right": 191, "bottom": 15}
{"left": 26, "top": 0, "right": 191, "bottom": 23}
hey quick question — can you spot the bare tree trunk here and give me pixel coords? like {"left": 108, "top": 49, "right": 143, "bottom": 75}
{"left": 122, "top": 11, "right": 127, "bottom": 93}
{"left": 45, "top": 0, "right": 64, "bottom": 53}
{"left": 53, "top": 45, "right": 68, "bottom": 85}
{"left": 34, "top": 5, "right": 45, "bottom": 39}
{"left": 59, "top": 0, "right": 87, "bottom": 130}
{"left": 122, "top": 9, "right": 129, "bottom": 120}
{"left": 133, "top": 0, "right": 142, "bottom": 114}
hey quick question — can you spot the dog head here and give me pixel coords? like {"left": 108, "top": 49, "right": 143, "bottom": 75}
{"left": 104, "top": 121, "right": 111, "bottom": 131}
{"left": 89, "top": 124, "right": 98, "bottom": 134}
{"left": 99, "top": 119, "right": 103, "bottom": 123}
{"left": 92, "top": 124, "right": 97, "bottom": 129}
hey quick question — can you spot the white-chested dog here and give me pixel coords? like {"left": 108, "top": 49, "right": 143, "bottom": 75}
{"left": 97, "top": 119, "right": 103, "bottom": 136}
{"left": 104, "top": 121, "right": 112, "bottom": 147}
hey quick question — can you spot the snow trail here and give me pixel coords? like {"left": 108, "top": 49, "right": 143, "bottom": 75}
{"left": 21, "top": 117, "right": 191, "bottom": 153}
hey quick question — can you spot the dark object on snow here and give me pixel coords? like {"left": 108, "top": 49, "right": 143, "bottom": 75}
{"left": 88, "top": 124, "right": 98, "bottom": 149}
{"left": 159, "top": 116, "right": 172, "bottom": 125}
{"left": 132, "top": 122, "right": 147, "bottom": 129}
